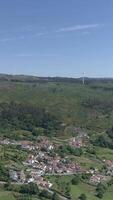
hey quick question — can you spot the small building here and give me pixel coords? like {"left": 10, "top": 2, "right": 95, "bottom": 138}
{"left": 9, "top": 170, "right": 18, "bottom": 182}
{"left": 90, "top": 174, "right": 107, "bottom": 184}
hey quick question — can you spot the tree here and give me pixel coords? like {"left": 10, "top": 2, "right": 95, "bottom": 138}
{"left": 39, "top": 189, "right": 52, "bottom": 199}
{"left": 20, "top": 183, "right": 39, "bottom": 195}
{"left": 96, "top": 191, "right": 103, "bottom": 199}
{"left": 65, "top": 183, "right": 71, "bottom": 197}
{"left": 67, "top": 145, "right": 83, "bottom": 156}
{"left": 17, "top": 194, "right": 31, "bottom": 200}
{"left": 82, "top": 173, "right": 91, "bottom": 180}
{"left": 106, "top": 127, "right": 113, "bottom": 139}
{"left": 32, "top": 127, "right": 44, "bottom": 137}
{"left": 4, "top": 180, "right": 11, "bottom": 191}
{"left": 94, "top": 135, "right": 111, "bottom": 149}
{"left": 0, "top": 102, "right": 60, "bottom": 138}
{"left": 79, "top": 193, "right": 87, "bottom": 200}
{"left": 72, "top": 175, "right": 80, "bottom": 185}
{"left": 96, "top": 183, "right": 107, "bottom": 199}
{"left": 52, "top": 192, "right": 60, "bottom": 200}
{"left": 0, "top": 162, "right": 9, "bottom": 181}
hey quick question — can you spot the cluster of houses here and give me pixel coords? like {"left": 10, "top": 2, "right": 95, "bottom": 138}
{"left": 69, "top": 137, "right": 85, "bottom": 148}
{"left": 0, "top": 131, "right": 89, "bottom": 151}
{"left": 9, "top": 170, "right": 26, "bottom": 183}
{"left": 80, "top": 167, "right": 109, "bottom": 185}
{"left": 9, "top": 169, "right": 52, "bottom": 189}
{"left": 68, "top": 132, "right": 89, "bottom": 148}
{"left": 0, "top": 137, "right": 54, "bottom": 152}
{"left": 24, "top": 152, "right": 81, "bottom": 175}
{"left": 1, "top": 136, "right": 112, "bottom": 188}
{"left": 90, "top": 174, "right": 108, "bottom": 184}
{"left": 6, "top": 137, "right": 81, "bottom": 189}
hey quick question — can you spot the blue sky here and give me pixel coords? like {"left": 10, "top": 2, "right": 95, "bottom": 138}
{"left": 0, "top": 0, "right": 113, "bottom": 77}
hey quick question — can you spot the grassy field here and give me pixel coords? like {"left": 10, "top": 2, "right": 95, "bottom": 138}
{"left": 71, "top": 183, "right": 113, "bottom": 200}
{"left": 0, "top": 184, "right": 113, "bottom": 200}
{"left": 0, "top": 191, "right": 16, "bottom": 200}
{"left": 46, "top": 175, "right": 113, "bottom": 200}
{"left": 96, "top": 147, "right": 113, "bottom": 160}
{"left": 72, "top": 155, "right": 102, "bottom": 170}
{"left": 0, "top": 190, "right": 42, "bottom": 200}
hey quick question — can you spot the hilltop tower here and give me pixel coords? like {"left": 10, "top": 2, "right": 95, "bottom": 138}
{"left": 82, "top": 72, "right": 85, "bottom": 85}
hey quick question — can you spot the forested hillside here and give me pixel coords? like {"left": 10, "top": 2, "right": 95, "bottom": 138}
{"left": 0, "top": 76, "right": 113, "bottom": 134}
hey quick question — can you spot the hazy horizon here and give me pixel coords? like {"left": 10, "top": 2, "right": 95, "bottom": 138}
{"left": 1, "top": 72, "right": 113, "bottom": 79}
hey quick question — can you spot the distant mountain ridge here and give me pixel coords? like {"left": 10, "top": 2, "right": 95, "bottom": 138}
{"left": 0, "top": 73, "right": 113, "bottom": 83}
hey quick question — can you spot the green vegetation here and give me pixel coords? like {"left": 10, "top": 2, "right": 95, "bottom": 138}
{"left": 0, "top": 77, "right": 113, "bottom": 135}
{"left": 71, "top": 174, "right": 80, "bottom": 185}
{"left": 0, "top": 191, "right": 16, "bottom": 200}
{"left": 0, "top": 102, "right": 60, "bottom": 139}
{"left": 1, "top": 76, "right": 113, "bottom": 199}
{"left": 0, "top": 162, "right": 9, "bottom": 181}
{"left": 79, "top": 193, "right": 87, "bottom": 200}
{"left": 58, "top": 145, "right": 83, "bottom": 157}
{"left": 46, "top": 175, "right": 113, "bottom": 200}
{"left": 96, "top": 183, "right": 107, "bottom": 198}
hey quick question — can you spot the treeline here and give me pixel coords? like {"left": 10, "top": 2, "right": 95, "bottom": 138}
{"left": 0, "top": 162, "right": 9, "bottom": 181}
{"left": 1, "top": 74, "right": 113, "bottom": 84}
{"left": 0, "top": 75, "right": 81, "bottom": 84}
{"left": 82, "top": 97, "right": 113, "bottom": 114}
{"left": 92, "top": 127, "right": 113, "bottom": 149}
{"left": 0, "top": 102, "right": 60, "bottom": 136}
{"left": 4, "top": 182, "right": 60, "bottom": 200}
{"left": 58, "top": 145, "right": 83, "bottom": 157}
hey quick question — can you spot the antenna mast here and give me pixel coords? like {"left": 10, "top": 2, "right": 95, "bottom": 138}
{"left": 82, "top": 72, "right": 85, "bottom": 85}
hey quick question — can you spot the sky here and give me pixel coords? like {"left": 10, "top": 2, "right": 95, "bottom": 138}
{"left": 0, "top": 0, "right": 113, "bottom": 77}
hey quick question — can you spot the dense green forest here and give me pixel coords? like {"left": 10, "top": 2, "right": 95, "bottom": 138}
{"left": 0, "top": 102, "right": 60, "bottom": 138}
{"left": 0, "top": 75, "right": 113, "bottom": 138}
{"left": 0, "top": 75, "right": 113, "bottom": 144}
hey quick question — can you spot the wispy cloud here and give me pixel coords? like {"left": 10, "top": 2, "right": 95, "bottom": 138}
{"left": 81, "top": 31, "right": 91, "bottom": 35}
{"left": 32, "top": 31, "right": 48, "bottom": 37}
{"left": 0, "top": 25, "right": 46, "bottom": 35}
{"left": 15, "top": 53, "right": 57, "bottom": 57}
{"left": 37, "top": 54, "right": 57, "bottom": 57}
{"left": 16, "top": 54, "right": 33, "bottom": 57}
{"left": 0, "top": 37, "right": 16, "bottom": 42}
{"left": 0, "top": 36, "right": 25, "bottom": 43}
{"left": 0, "top": 23, "right": 104, "bottom": 43}
{"left": 0, "top": 31, "right": 47, "bottom": 43}
{"left": 56, "top": 24, "right": 104, "bottom": 33}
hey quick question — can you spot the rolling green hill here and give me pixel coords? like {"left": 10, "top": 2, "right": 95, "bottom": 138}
{"left": 0, "top": 75, "right": 113, "bottom": 135}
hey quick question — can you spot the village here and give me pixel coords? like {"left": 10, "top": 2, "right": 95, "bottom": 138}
{"left": 0, "top": 133, "right": 113, "bottom": 190}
